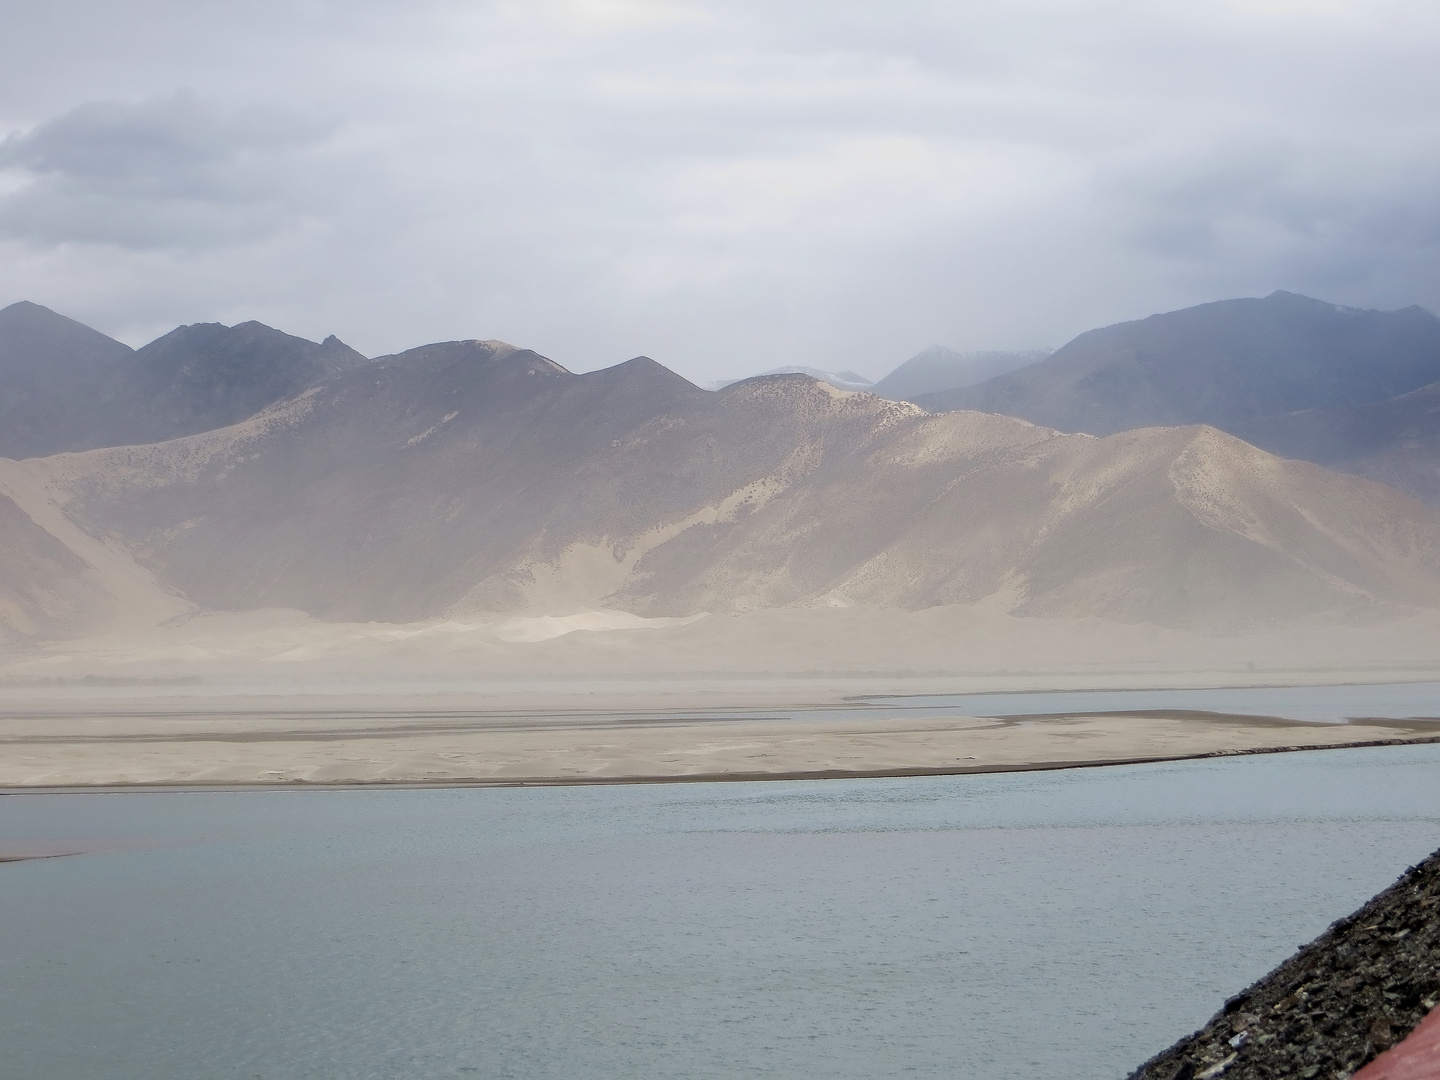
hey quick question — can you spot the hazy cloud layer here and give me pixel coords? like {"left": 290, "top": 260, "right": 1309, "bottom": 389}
{"left": 0, "top": 93, "right": 337, "bottom": 248}
{"left": 0, "top": 0, "right": 1437, "bottom": 381}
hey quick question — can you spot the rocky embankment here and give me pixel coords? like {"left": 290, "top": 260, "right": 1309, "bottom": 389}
{"left": 1127, "top": 847, "right": 1440, "bottom": 1079}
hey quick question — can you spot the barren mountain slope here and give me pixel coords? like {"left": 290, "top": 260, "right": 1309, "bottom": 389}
{"left": 614, "top": 416, "right": 1440, "bottom": 628}
{"left": 0, "top": 459, "right": 190, "bottom": 641}
{"left": 32, "top": 346, "right": 927, "bottom": 621}
{"left": 0, "top": 301, "right": 136, "bottom": 458}
{"left": 116, "top": 320, "right": 369, "bottom": 445}
{"left": 0, "top": 490, "right": 115, "bottom": 642}
{"left": 0, "top": 301, "right": 369, "bottom": 456}
{"left": 870, "top": 346, "right": 1049, "bottom": 401}
{"left": 23, "top": 344, "right": 1440, "bottom": 631}
{"left": 1236, "top": 380, "right": 1440, "bottom": 507}
{"left": 710, "top": 366, "right": 874, "bottom": 392}
{"left": 916, "top": 292, "right": 1440, "bottom": 436}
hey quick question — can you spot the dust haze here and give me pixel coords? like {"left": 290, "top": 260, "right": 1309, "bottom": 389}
{"left": 4, "top": 291, "right": 1440, "bottom": 787}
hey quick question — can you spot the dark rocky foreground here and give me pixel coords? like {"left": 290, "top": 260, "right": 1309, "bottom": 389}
{"left": 1127, "top": 847, "right": 1440, "bottom": 1080}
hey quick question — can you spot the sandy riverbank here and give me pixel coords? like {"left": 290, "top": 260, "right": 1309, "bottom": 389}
{"left": 5, "top": 599, "right": 1440, "bottom": 787}
{"left": 3, "top": 688, "right": 1439, "bottom": 788}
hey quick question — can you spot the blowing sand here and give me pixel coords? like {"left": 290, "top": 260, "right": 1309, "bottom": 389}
{"left": 4, "top": 600, "right": 1440, "bottom": 788}
{"left": 2, "top": 690, "right": 1437, "bottom": 788}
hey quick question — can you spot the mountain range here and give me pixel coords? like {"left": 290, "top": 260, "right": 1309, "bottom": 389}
{"left": 1235, "top": 381, "right": 1440, "bottom": 506}
{"left": 714, "top": 348, "right": 1049, "bottom": 399}
{"left": 708, "top": 365, "right": 875, "bottom": 392}
{"left": 915, "top": 292, "right": 1440, "bottom": 505}
{"left": 0, "top": 301, "right": 368, "bottom": 458}
{"left": 3, "top": 294, "right": 1440, "bottom": 650}
{"left": 869, "top": 346, "right": 1050, "bottom": 401}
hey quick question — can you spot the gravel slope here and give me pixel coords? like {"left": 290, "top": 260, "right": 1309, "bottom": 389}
{"left": 1127, "top": 847, "right": 1440, "bottom": 1079}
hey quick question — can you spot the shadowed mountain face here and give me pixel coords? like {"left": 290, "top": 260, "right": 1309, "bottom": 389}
{"left": 0, "top": 302, "right": 368, "bottom": 457}
{"left": 28, "top": 342, "right": 1440, "bottom": 632}
{"left": 0, "top": 302, "right": 136, "bottom": 459}
{"left": 870, "top": 346, "right": 1049, "bottom": 402}
{"left": 118, "top": 321, "right": 369, "bottom": 446}
{"left": 0, "top": 490, "right": 115, "bottom": 639}
{"left": 916, "top": 293, "right": 1440, "bottom": 436}
{"left": 1236, "top": 380, "right": 1440, "bottom": 506}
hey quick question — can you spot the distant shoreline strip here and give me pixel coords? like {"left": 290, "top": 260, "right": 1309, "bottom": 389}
{"left": 3, "top": 733, "right": 1438, "bottom": 795}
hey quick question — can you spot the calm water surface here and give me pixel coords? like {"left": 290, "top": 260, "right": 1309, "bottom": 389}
{"left": 4, "top": 744, "right": 1440, "bottom": 1079}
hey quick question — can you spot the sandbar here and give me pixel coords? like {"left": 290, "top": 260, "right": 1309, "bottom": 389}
{"left": 2, "top": 691, "right": 1438, "bottom": 788}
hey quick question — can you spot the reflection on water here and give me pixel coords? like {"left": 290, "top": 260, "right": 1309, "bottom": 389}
{"left": 3, "top": 744, "right": 1440, "bottom": 1080}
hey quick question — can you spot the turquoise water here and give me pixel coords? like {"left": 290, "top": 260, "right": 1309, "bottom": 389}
{"left": 4, "top": 744, "right": 1440, "bottom": 1079}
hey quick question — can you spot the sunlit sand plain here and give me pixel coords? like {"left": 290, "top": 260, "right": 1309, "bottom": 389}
{"left": 4, "top": 605, "right": 1440, "bottom": 788}
{"left": 4, "top": 696, "right": 1438, "bottom": 788}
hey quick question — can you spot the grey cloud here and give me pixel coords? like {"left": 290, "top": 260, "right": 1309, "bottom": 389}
{"left": 1101, "top": 137, "right": 1305, "bottom": 260}
{"left": 1096, "top": 133, "right": 1440, "bottom": 309}
{"left": 0, "top": 92, "right": 340, "bottom": 249}
{"left": 0, "top": 2, "right": 1438, "bottom": 379}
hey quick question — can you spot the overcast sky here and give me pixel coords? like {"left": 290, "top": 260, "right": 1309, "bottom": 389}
{"left": 1, "top": 0, "right": 1437, "bottom": 381}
